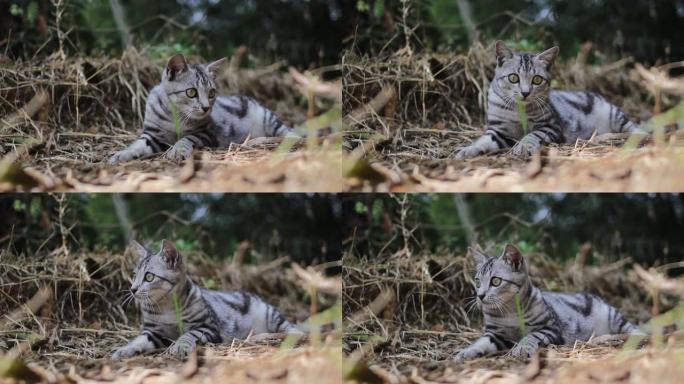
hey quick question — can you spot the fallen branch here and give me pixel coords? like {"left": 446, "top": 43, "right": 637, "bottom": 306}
{"left": 634, "top": 264, "right": 684, "bottom": 297}
{"left": 289, "top": 67, "right": 342, "bottom": 103}
{"left": 0, "top": 90, "right": 49, "bottom": 133}
{"left": 1, "top": 287, "right": 52, "bottom": 328}
{"left": 347, "top": 289, "right": 395, "bottom": 325}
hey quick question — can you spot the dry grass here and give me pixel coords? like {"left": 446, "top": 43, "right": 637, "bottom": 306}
{"left": 343, "top": 249, "right": 683, "bottom": 383}
{"left": 0, "top": 49, "right": 343, "bottom": 192}
{"left": 342, "top": 43, "right": 684, "bottom": 192}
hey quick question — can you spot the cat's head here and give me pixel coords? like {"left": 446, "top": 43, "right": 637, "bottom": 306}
{"left": 470, "top": 244, "right": 529, "bottom": 309}
{"left": 492, "top": 41, "right": 559, "bottom": 103}
{"left": 161, "top": 54, "right": 226, "bottom": 121}
{"left": 129, "top": 239, "right": 185, "bottom": 304}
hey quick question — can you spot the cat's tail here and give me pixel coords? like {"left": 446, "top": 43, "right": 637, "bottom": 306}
{"left": 609, "top": 307, "right": 643, "bottom": 335}
{"left": 611, "top": 107, "right": 649, "bottom": 136}
{"left": 265, "top": 303, "right": 301, "bottom": 334}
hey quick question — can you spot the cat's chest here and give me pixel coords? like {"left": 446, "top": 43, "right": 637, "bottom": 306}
{"left": 486, "top": 103, "right": 555, "bottom": 136}
{"left": 142, "top": 311, "right": 182, "bottom": 334}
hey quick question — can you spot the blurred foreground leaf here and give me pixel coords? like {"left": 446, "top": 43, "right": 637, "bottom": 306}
{"left": 0, "top": 355, "right": 42, "bottom": 383}
{"left": 0, "top": 156, "right": 40, "bottom": 189}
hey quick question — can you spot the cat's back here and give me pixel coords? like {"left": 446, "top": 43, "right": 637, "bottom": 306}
{"left": 200, "top": 288, "right": 264, "bottom": 340}
{"left": 541, "top": 290, "right": 613, "bottom": 343}
{"left": 549, "top": 90, "right": 630, "bottom": 141}
{"left": 211, "top": 95, "right": 267, "bottom": 144}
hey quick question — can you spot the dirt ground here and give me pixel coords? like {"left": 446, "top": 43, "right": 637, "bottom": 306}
{"left": 1, "top": 331, "right": 341, "bottom": 384}
{"left": 1, "top": 138, "right": 344, "bottom": 192}
{"left": 343, "top": 132, "right": 684, "bottom": 192}
{"left": 349, "top": 335, "right": 684, "bottom": 384}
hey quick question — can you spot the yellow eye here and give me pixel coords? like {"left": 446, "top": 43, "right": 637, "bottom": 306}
{"left": 508, "top": 74, "right": 519, "bottom": 83}
{"left": 491, "top": 277, "right": 502, "bottom": 287}
{"left": 208, "top": 89, "right": 216, "bottom": 98}
{"left": 532, "top": 75, "right": 544, "bottom": 85}
{"left": 144, "top": 272, "right": 154, "bottom": 282}
{"left": 186, "top": 88, "right": 197, "bottom": 98}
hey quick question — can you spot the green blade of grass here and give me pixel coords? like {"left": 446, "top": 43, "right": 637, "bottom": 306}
{"left": 172, "top": 291, "right": 184, "bottom": 334}
{"left": 515, "top": 95, "right": 528, "bottom": 135}
{"left": 170, "top": 101, "right": 181, "bottom": 141}
{"left": 515, "top": 293, "right": 526, "bottom": 336}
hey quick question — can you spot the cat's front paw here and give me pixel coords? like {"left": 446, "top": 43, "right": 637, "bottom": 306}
{"left": 108, "top": 150, "right": 134, "bottom": 165}
{"left": 164, "top": 142, "right": 193, "bottom": 163}
{"left": 167, "top": 337, "right": 196, "bottom": 359}
{"left": 510, "top": 341, "right": 537, "bottom": 360}
{"left": 511, "top": 137, "right": 539, "bottom": 158}
{"left": 111, "top": 346, "right": 137, "bottom": 360}
{"left": 454, "top": 146, "right": 482, "bottom": 160}
{"left": 454, "top": 347, "right": 482, "bottom": 362}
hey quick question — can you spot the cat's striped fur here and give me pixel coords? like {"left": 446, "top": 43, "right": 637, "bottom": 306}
{"left": 108, "top": 54, "right": 297, "bottom": 164}
{"left": 455, "top": 244, "right": 639, "bottom": 361}
{"left": 455, "top": 41, "right": 642, "bottom": 159}
{"left": 111, "top": 240, "right": 299, "bottom": 360}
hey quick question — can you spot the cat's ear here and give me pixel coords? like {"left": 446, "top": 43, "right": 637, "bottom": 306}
{"left": 130, "top": 240, "right": 148, "bottom": 259}
{"left": 535, "top": 46, "right": 559, "bottom": 68}
{"left": 469, "top": 247, "right": 489, "bottom": 269}
{"left": 166, "top": 54, "right": 188, "bottom": 81}
{"left": 502, "top": 244, "right": 524, "bottom": 271}
{"left": 205, "top": 58, "right": 226, "bottom": 78}
{"left": 495, "top": 41, "right": 514, "bottom": 65}
{"left": 159, "top": 239, "right": 182, "bottom": 268}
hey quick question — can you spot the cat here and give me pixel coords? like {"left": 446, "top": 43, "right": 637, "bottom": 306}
{"left": 455, "top": 244, "right": 640, "bottom": 361}
{"left": 108, "top": 54, "right": 298, "bottom": 164}
{"left": 111, "top": 240, "right": 299, "bottom": 360}
{"left": 454, "top": 41, "right": 642, "bottom": 159}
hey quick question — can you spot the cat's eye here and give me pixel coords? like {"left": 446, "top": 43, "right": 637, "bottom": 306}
{"left": 474, "top": 278, "right": 480, "bottom": 288}
{"left": 144, "top": 272, "right": 154, "bottom": 282}
{"left": 208, "top": 89, "right": 216, "bottom": 98}
{"left": 532, "top": 75, "right": 544, "bottom": 85}
{"left": 508, "top": 74, "right": 519, "bottom": 83}
{"left": 490, "top": 277, "right": 502, "bottom": 287}
{"left": 186, "top": 88, "right": 198, "bottom": 98}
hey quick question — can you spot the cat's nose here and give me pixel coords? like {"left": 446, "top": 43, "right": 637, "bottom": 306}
{"left": 477, "top": 293, "right": 485, "bottom": 301}
{"left": 521, "top": 90, "right": 530, "bottom": 99}
{"left": 201, "top": 106, "right": 210, "bottom": 113}
{"left": 131, "top": 287, "right": 138, "bottom": 294}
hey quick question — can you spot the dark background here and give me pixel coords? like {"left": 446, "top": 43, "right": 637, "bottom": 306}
{"left": 350, "top": 0, "right": 684, "bottom": 66}
{"left": 344, "top": 193, "right": 684, "bottom": 270}
{"left": 0, "top": 0, "right": 355, "bottom": 68}
{"left": 0, "top": 193, "right": 342, "bottom": 265}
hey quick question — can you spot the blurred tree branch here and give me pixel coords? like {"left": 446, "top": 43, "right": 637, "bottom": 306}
{"left": 109, "top": 0, "right": 132, "bottom": 49}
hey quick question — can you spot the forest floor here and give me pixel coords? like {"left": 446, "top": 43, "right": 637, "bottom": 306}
{"left": 344, "top": 131, "right": 684, "bottom": 192}
{"left": 0, "top": 249, "right": 342, "bottom": 383}
{"left": 343, "top": 250, "right": 684, "bottom": 384}
{"left": 2, "top": 138, "right": 343, "bottom": 192}
{"left": 342, "top": 45, "right": 684, "bottom": 192}
{"left": 3, "top": 331, "right": 340, "bottom": 384}
{"left": 349, "top": 338, "right": 684, "bottom": 384}
{"left": 0, "top": 50, "right": 343, "bottom": 192}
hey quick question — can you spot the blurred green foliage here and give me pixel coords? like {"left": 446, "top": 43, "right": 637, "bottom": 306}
{"left": 0, "top": 194, "right": 342, "bottom": 266}
{"left": 352, "top": 0, "right": 684, "bottom": 65}
{"left": 344, "top": 194, "right": 684, "bottom": 269}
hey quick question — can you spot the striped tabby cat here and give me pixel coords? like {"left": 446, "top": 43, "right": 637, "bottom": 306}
{"left": 455, "top": 244, "right": 639, "bottom": 361}
{"left": 111, "top": 240, "right": 299, "bottom": 359}
{"left": 455, "top": 41, "right": 641, "bottom": 159}
{"left": 108, "top": 54, "right": 297, "bottom": 164}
